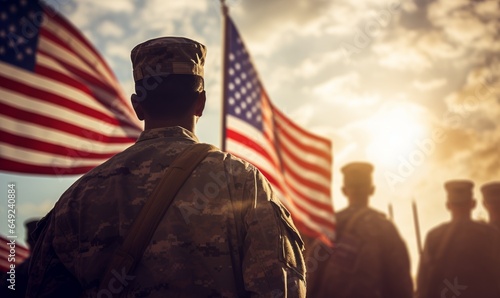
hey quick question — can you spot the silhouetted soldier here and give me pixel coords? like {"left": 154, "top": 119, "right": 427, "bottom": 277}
{"left": 306, "top": 162, "right": 413, "bottom": 298}
{"left": 481, "top": 181, "right": 500, "bottom": 230}
{"left": 0, "top": 218, "right": 39, "bottom": 298}
{"left": 416, "top": 180, "right": 500, "bottom": 298}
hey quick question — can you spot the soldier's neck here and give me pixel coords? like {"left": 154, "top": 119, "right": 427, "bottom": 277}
{"left": 144, "top": 116, "right": 196, "bottom": 133}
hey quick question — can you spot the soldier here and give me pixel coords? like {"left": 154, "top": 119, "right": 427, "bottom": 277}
{"left": 0, "top": 218, "right": 39, "bottom": 298}
{"left": 416, "top": 180, "right": 500, "bottom": 298}
{"left": 481, "top": 181, "right": 500, "bottom": 230}
{"left": 306, "top": 162, "right": 413, "bottom": 298}
{"left": 27, "top": 37, "right": 306, "bottom": 297}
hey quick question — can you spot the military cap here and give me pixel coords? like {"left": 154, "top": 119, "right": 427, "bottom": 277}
{"left": 444, "top": 180, "right": 474, "bottom": 203}
{"left": 131, "top": 37, "right": 206, "bottom": 81}
{"left": 341, "top": 162, "right": 374, "bottom": 187}
{"left": 481, "top": 181, "right": 500, "bottom": 202}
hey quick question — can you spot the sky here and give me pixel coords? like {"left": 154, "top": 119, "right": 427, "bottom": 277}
{"left": 1, "top": 0, "right": 499, "bottom": 278}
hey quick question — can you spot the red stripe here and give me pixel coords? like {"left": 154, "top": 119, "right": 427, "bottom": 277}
{"left": 0, "top": 102, "right": 137, "bottom": 144}
{"left": 0, "top": 130, "right": 118, "bottom": 159}
{"left": 0, "top": 157, "right": 95, "bottom": 175}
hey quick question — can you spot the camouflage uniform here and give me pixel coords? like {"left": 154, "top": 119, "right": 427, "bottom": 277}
{"left": 306, "top": 205, "right": 413, "bottom": 298}
{"left": 416, "top": 220, "right": 500, "bottom": 298}
{"left": 27, "top": 126, "right": 306, "bottom": 297}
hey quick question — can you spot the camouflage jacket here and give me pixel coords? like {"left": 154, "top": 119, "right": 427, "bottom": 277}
{"left": 306, "top": 206, "right": 413, "bottom": 298}
{"left": 416, "top": 219, "right": 500, "bottom": 298}
{"left": 26, "top": 126, "right": 306, "bottom": 297}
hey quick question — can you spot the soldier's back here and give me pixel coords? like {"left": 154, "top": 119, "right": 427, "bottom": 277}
{"left": 307, "top": 206, "right": 412, "bottom": 298}
{"left": 418, "top": 220, "right": 500, "bottom": 298}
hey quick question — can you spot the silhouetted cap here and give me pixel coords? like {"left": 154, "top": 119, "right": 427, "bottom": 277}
{"left": 444, "top": 180, "right": 474, "bottom": 203}
{"left": 341, "top": 162, "right": 374, "bottom": 187}
{"left": 131, "top": 37, "right": 206, "bottom": 82}
{"left": 481, "top": 181, "right": 500, "bottom": 202}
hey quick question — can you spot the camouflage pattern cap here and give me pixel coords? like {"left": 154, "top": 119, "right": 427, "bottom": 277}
{"left": 341, "top": 162, "right": 374, "bottom": 187}
{"left": 131, "top": 37, "right": 206, "bottom": 81}
{"left": 481, "top": 181, "right": 500, "bottom": 202}
{"left": 444, "top": 179, "right": 474, "bottom": 203}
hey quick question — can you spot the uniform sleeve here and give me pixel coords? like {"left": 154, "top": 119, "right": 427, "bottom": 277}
{"left": 381, "top": 221, "right": 414, "bottom": 298}
{"left": 26, "top": 210, "right": 81, "bottom": 298}
{"left": 240, "top": 168, "right": 306, "bottom": 297}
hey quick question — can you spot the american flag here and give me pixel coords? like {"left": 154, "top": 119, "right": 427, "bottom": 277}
{"left": 223, "top": 16, "right": 335, "bottom": 243}
{"left": 0, "top": 0, "right": 141, "bottom": 176}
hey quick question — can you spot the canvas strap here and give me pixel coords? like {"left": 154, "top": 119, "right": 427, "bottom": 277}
{"left": 98, "top": 143, "right": 217, "bottom": 295}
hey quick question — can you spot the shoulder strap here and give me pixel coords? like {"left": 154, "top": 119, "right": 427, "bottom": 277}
{"left": 98, "top": 143, "right": 217, "bottom": 294}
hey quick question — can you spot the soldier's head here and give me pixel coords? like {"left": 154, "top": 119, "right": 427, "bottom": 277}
{"left": 444, "top": 180, "right": 476, "bottom": 219}
{"left": 481, "top": 181, "right": 500, "bottom": 222}
{"left": 341, "top": 162, "right": 375, "bottom": 206}
{"left": 130, "top": 37, "right": 206, "bottom": 129}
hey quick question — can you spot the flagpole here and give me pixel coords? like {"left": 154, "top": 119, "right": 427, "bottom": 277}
{"left": 388, "top": 202, "right": 394, "bottom": 221}
{"left": 412, "top": 199, "right": 423, "bottom": 255}
{"left": 220, "top": 0, "right": 229, "bottom": 151}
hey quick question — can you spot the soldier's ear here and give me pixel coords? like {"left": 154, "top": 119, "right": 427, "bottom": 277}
{"left": 193, "top": 91, "right": 206, "bottom": 117}
{"left": 131, "top": 94, "right": 145, "bottom": 121}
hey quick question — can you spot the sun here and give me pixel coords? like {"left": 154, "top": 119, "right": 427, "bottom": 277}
{"left": 365, "top": 103, "right": 427, "bottom": 167}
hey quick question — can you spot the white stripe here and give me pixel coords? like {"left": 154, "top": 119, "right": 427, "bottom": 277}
{"left": 0, "top": 142, "right": 110, "bottom": 168}
{"left": 0, "top": 86, "right": 139, "bottom": 139}
{"left": 1, "top": 116, "right": 132, "bottom": 154}
{"left": 42, "top": 16, "right": 117, "bottom": 86}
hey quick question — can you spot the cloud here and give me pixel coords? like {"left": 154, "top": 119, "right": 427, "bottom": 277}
{"left": 428, "top": 0, "right": 500, "bottom": 51}
{"left": 413, "top": 78, "right": 447, "bottom": 91}
{"left": 372, "top": 29, "right": 432, "bottom": 72}
{"left": 98, "top": 20, "right": 125, "bottom": 38}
